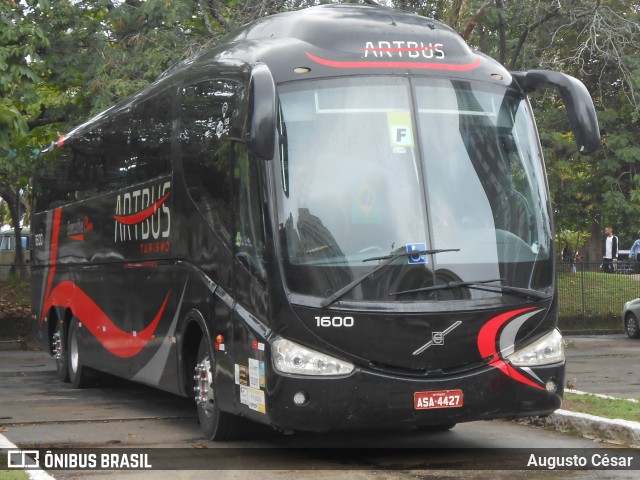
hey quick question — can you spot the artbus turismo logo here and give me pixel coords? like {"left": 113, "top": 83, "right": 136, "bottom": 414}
{"left": 114, "top": 181, "right": 171, "bottom": 254}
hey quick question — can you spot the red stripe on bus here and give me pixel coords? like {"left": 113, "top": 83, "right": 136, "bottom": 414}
{"left": 490, "top": 358, "right": 545, "bottom": 391}
{"left": 477, "top": 307, "right": 535, "bottom": 359}
{"left": 43, "top": 280, "right": 170, "bottom": 358}
{"left": 305, "top": 52, "right": 482, "bottom": 71}
{"left": 113, "top": 192, "right": 170, "bottom": 226}
{"left": 477, "top": 307, "right": 545, "bottom": 390}
{"left": 41, "top": 208, "right": 62, "bottom": 326}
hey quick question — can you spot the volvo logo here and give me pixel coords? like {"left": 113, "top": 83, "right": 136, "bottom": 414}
{"left": 413, "top": 321, "right": 462, "bottom": 355}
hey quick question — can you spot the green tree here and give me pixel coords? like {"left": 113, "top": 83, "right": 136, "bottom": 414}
{"left": 3, "top": 0, "right": 640, "bottom": 268}
{"left": 0, "top": 0, "right": 51, "bottom": 275}
{"left": 533, "top": 1, "right": 640, "bottom": 256}
{"left": 421, "top": 1, "right": 640, "bottom": 257}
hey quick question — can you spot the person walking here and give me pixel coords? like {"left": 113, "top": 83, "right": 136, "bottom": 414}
{"left": 629, "top": 230, "right": 640, "bottom": 273}
{"left": 602, "top": 226, "right": 619, "bottom": 273}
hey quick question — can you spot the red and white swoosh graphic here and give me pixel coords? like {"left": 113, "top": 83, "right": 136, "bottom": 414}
{"left": 305, "top": 51, "right": 482, "bottom": 71}
{"left": 477, "top": 307, "right": 546, "bottom": 391}
{"left": 40, "top": 206, "right": 169, "bottom": 358}
{"left": 113, "top": 192, "right": 170, "bottom": 225}
{"left": 43, "top": 280, "right": 170, "bottom": 358}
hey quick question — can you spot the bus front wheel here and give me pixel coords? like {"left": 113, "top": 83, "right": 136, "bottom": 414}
{"left": 194, "top": 336, "right": 244, "bottom": 441}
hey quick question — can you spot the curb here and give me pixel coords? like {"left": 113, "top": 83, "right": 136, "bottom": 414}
{"left": 521, "top": 391, "right": 640, "bottom": 447}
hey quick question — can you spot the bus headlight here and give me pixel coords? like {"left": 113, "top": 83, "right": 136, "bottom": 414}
{"left": 506, "top": 329, "right": 564, "bottom": 366}
{"left": 272, "top": 337, "right": 354, "bottom": 376}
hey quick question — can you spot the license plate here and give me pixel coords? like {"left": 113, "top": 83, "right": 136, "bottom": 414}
{"left": 414, "top": 389, "right": 463, "bottom": 410}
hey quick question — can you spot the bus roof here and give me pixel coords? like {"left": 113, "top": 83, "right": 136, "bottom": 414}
{"left": 57, "top": 4, "right": 512, "bottom": 145}
{"left": 187, "top": 4, "right": 510, "bottom": 85}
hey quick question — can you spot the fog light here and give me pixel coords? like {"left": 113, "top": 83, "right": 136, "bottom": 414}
{"left": 545, "top": 378, "right": 557, "bottom": 394}
{"left": 293, "top": 391, "right": 308, "bottom": 406}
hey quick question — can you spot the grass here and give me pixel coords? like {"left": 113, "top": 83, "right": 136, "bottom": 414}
{"left": 561, "top": 392, "right": 640, "bottom": 423}
{"left": 557, "top": 266, "right": 640, "bottom": 330}
{"left": 0, "top": 453, "right": 30, "bottom": 480}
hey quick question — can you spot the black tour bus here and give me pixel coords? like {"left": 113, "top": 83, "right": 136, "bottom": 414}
{"left": 31, "top": 4, "right": 599, "bottom": 440}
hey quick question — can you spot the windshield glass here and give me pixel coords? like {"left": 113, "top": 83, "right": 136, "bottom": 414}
{"left": 276, "top": 76, "right": 553, "bottom": 306}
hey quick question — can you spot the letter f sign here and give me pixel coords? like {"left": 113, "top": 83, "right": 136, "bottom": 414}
{"left": 396, "top": 127, "right": 408, "bottom": 143}
{"left": 390, "top": 124, "right": 413, "bottom": 147}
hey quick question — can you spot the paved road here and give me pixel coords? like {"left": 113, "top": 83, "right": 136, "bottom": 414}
{"left": 1, "top": 335, "right": 639, "bottom": 479}
{"left": 0, "top": 348, "right": 605, "bottom": 449}
{"left": 564, "top": 334, "right": 640, "bottom": 399}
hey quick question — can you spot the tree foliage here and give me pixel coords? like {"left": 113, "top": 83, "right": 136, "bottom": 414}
{"left": 420, "top": 0, "right": 640, "bottom": 257}
{"left": 0, "top": 0, "right": 51, "bottom": 273}
{"left": 1, "top": 0, "right": 640, "bottom": 265}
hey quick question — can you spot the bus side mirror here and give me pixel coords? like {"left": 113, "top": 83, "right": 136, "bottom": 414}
{"left": 512, "top": 70, "right": 600, "bottom": 155}
{"left": 248, "top": 63, "right": 276, "bottom": 160}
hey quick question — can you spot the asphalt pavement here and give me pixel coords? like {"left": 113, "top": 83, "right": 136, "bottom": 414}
{"left": 564, "top": 334, "right": 640, "bottom": 399}
{"left": 532, "top": 334, "right": 640, "bottom": 446}
{"left": 0, "top": 333, "right": 639, "bottom": 453}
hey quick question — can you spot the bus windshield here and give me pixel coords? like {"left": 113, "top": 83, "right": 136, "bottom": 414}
{"left": 277, "top": 76, "right": 553, "bottom": 305}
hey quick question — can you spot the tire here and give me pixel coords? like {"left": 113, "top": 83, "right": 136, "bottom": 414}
{"left": 194, "top": 336, "right": 245, "bottom": 441}
{"left": 67, "top": 317, "right": 94, "bottom": 388}
{"left": 52, "top": 318, "right": 70, "bottom": 383}
{"left": 625, "top": 313, "right": 640, "bottom": 339}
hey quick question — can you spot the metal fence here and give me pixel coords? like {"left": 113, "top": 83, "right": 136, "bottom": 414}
{"left": 0, "top": 263, "right": 31, "bottom": 282}
{"left": 1, "top": 262, "right": 633, "bottom": 332}
{"left": 557, "top": 261, "right": 639, "bottom": 332}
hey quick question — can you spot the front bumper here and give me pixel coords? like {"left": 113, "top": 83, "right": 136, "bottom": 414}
{"left": 263, "top": 361, "right": 564, "bottom": 433}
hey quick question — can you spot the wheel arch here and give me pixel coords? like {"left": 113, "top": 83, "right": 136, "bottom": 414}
{"left": 45, "top": 308, "right": 60, "bottom": 355}
{"left": 178, "top": 309, "right": 212, "bottom": 397}
{"left": 45, "top": 307, "right": 74, "bottom": 355}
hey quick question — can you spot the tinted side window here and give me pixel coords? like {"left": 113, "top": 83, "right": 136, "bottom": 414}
{"left": 234, "top": 144, "right": 266, "bottom": 286}
{"left": 180, "top": 80, "right": 246, "bottom": 245}
{"left": 72, "top": 124, "right": 117, "bottom": 197}
{"left": 33, "top": 146, "right": 77, "bottom": 212}
{"left": 33, "top": 90, "right": 173, "bottom": 213}
{"left": 127, "top": 97, "right": 173, "bottom": 184}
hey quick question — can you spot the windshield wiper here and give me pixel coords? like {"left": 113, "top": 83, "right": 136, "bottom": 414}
{"left": 390, "top": 279, "right": 550, "bottom": 301}
{"left": 362, "top": 248, "right": 460, "bottom": 263}
{"left": 320, "top": 247, "right": 460, "bottom": 308}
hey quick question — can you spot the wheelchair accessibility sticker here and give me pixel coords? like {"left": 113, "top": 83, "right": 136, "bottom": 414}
{"left": 407, "top": 243, "right": 427, "bottom": 264}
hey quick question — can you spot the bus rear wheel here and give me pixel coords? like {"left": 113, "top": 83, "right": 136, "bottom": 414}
{"left": 52, "top": 318, "right": 70, "bottom": 383}
{"left": 194, "top": 336, "right": 244, "bottom": 441}
{"left": 67, "top": 317, "right": 94, "bottom": 388}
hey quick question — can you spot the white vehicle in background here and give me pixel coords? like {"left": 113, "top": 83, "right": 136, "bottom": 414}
{"left": 622, "top": 298, "right": 640, "bottom": 338}
{"left": 0, "top": 227, "right": 30, "bottom": 281}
